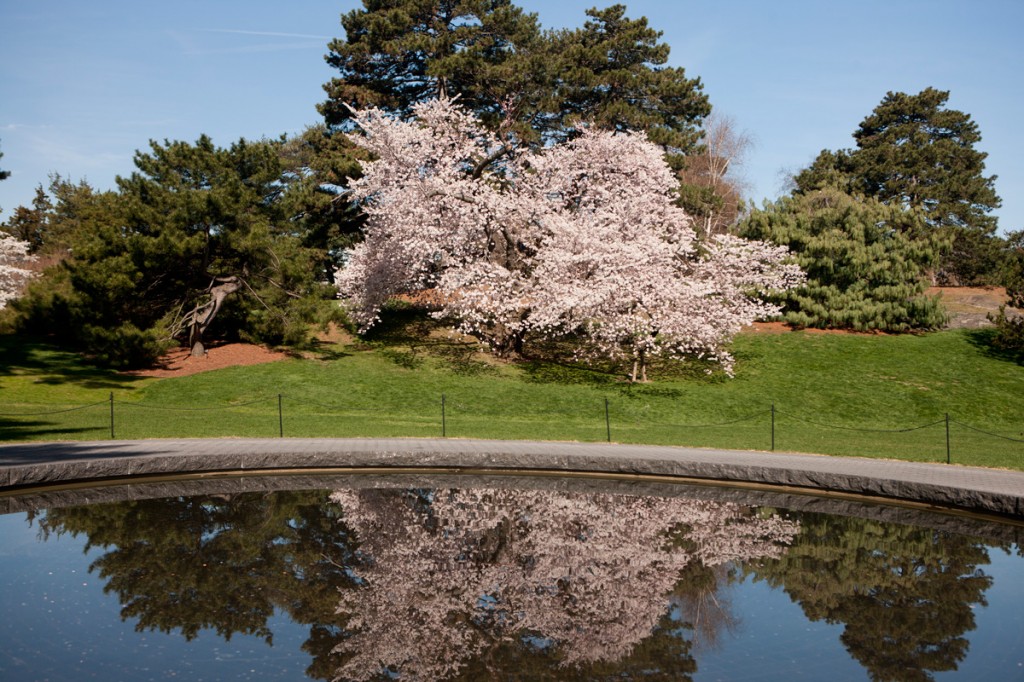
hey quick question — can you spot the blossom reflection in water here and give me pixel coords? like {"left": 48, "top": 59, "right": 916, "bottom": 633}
{"left": 330, "top": 488, "right": 800, "bottom": 681}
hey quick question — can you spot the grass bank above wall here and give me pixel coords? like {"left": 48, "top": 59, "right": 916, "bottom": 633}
{"left": 1, "top": 329, "right": 1022, "bottom": 470}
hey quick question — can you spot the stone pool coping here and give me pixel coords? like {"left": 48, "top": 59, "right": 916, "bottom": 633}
{"left": 0, "top": 438, "right": 1022, "bottom": 519}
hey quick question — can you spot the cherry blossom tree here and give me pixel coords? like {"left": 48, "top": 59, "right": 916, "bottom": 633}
{"left": 336, "top": 98, "right": 802, "bottom": 378}
{"left": 328, "top": 487, "right": 800, "bottom": 681}
{"left": 0, "top": 232, "right": 35, "bottom": 309}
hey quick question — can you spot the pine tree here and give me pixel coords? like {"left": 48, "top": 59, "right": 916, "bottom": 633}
{"left": 319, "top": 0, "right": 543, "bottom": 133}
{"left": 0, "top": 185, "right": 52, "bottom": 253}
{"left": 793, "top": 88, "right": 1002, "bottom": 284}
{"left": 13, "top": 137, "right": 338, "bottom": 366}
{"left": 319, "top": 1, "right": 709, "bottom": 155}
{"left": 739, "top": 187, "right": 947, "bottom": 331}
{"left": 851, "top": 88, "right": 1000, "bottom": 231}
{"left": 548, "top": 4, "right": 709, "bottom": 167}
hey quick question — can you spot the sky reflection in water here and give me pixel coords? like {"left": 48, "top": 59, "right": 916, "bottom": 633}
{"left": 0, "top": 476, "right": 1021, "bottom": 681}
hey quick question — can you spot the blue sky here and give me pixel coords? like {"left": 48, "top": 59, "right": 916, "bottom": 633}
{"left": 2, "top": 0, "right": 1021, "bottom": 232}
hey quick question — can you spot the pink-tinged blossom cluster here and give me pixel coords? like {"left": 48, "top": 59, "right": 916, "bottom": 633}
{"left": 334, "top": 99, "right": 527, "bottom": 335}
{"left": 335, "top": 98, "right": 803, "bottom": 377}
{"left": 328, "top": 487, "right": 800, "bottom": 681}
{"left": 0, "top": 233, "right": 35, "bottom": 309}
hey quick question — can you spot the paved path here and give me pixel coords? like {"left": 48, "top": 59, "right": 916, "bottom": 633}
{"left": 1, "top": 438, "right": 1022, "bottom": 518}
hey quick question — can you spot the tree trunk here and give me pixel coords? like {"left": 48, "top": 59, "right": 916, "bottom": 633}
{"left": 492, "top": 328, "right": 525, "bottom": 359}
{"left": 630, "top": 349, "right": 649, "bottom": 383}
{"left": 186, "top": 276, "right": 242, "bottom": 356}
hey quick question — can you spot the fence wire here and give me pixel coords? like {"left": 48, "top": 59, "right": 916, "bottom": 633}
{"left": 0, "top": 400, "right": 109, "bottom": 417}
{"left": 777, "top": 410, "right": 946, "bottom": 434}
{"left": 952, "top": 420, "right": 1024, "bottom": 444}
{"left": 1, "top": 395, "right": 1021, "bottom": 466}
{"left": 117, "top": 398, "right": 275, "bottom": 412}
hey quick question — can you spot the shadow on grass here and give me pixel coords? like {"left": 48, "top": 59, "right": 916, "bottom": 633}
{"left": 0, "top": 335, "right": 147, "bottom": 390}
{"left": 293, "top": 338, "right": 352, "bottom": 362}
{"left": 354, "top": 305, "right": 739, "bottom": 385}
{"left": 0, "top": 416, "right": 108, "bottom": 442}
{"left": 964, "top": 329, "right": 1024, "bottom": 366}
{"left": 521, "top": 359, "right": 621, "bottom": 387}
{"left": 430, "top": 342, "right": 499, "bottom": 377}
{"left": 359, "top": 305, "right": 501, "bottom": 376}
{"left": 521, "top": 354, "right": 727, "bottom": 393}
{"left": 617, "top": 384, "right": 686, "bottom": 400}
{"left": 361, "top": 304, "right": 440, "bottom": 345}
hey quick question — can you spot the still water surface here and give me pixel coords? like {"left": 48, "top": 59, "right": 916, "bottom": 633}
{"left": 0, "top": 475, "right": 1022, "bottom": 681}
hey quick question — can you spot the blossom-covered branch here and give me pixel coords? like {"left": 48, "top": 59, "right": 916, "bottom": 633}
{"left": 0, "top": 232, "right": 36, "bottom": 309}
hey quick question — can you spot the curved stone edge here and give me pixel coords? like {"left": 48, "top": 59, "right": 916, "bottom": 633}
{"left": 2, "top": 438, "right": 1022, "bottom": 520}
{"left": 4, "top": 471, "right": 1021, "bottom": 545}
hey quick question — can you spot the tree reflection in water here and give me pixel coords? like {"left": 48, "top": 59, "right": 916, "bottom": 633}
{"left": 37, "top": 490, "right": 357, "bottom": 679}
{"left": 31, "top": 485, "right": 1008, "bottom": 681}
{"left": 747, "top": 513, "right": 998, "bottom": 682}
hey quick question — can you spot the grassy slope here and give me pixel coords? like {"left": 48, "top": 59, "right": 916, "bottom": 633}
{"left": 1, "top": 329, "right": 1022, "bottom": 468}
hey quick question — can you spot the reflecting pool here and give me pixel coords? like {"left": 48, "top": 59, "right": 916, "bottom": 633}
{"left": 1, "top": 474, "right": 1022, "bottom": 681}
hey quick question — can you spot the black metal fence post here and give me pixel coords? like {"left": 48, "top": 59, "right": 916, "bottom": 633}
{"left": 442, "top": 394, "right": 447, "bottom": 437}
{"left": 771, "top": 403, "right": 776, "bottom": 452}
{"left": 605, "top": 398, "right": 611, "bottom": 442}
{"left": 109, "top": 392, "right": 115, "bottom": 440}
{"left": 278, "top": 394, "right": 284, "bottom": 438}
{"left": 945, "top": 413, "right": 951, "bottom": 464}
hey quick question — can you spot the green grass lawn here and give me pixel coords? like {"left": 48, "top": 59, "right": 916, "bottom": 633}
{"left": 1, "top": 326, "right": 1022, "bottom": 469}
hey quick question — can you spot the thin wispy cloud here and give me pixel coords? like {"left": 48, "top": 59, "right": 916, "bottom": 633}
{"left": 199, "top": 28, "right": 332, "bottom": 41}
{"left": 2, "top": 123, "right": 57, "bottom": 136}
{"left": 191, "top": 43, "right": 327, "bottom": 55}
{"left": 168, "top": 28, "right": 329, "bottom": 56}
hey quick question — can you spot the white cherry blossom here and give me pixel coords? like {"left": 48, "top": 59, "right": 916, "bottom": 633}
{"left": 0, "top": 232, "right": 35, "bottom": 309}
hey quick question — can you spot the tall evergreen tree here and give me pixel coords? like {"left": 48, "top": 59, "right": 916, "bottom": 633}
{"left": 1, "top": 185, "right": 52, "bottom": 253}
{"left": 793, "top": 88, "right": 1002, "bottom": 284}
{"left": 319, "top": 1, "right": 709, "bottom": 155}
{"left": 319, "top": 0, "right": 544, "bottom": 133}
{"left": 547, "top": 4, "right": 709, "bottom": 168}
{"left": 851, "top": 88, "right": 1000, "bottom": 231}
{"left": 795, "top": 88, "right": 1000, "bottom": 231}
{"left": 277, "top": 124, "right": 369, "bottom": 284}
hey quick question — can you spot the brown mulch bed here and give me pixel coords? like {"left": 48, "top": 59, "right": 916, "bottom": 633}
{"left": 745, "top": 321, "right": 887, "bottom": 335}
{"left": 123, "top": 343, "right": 290, "bottom": 378}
